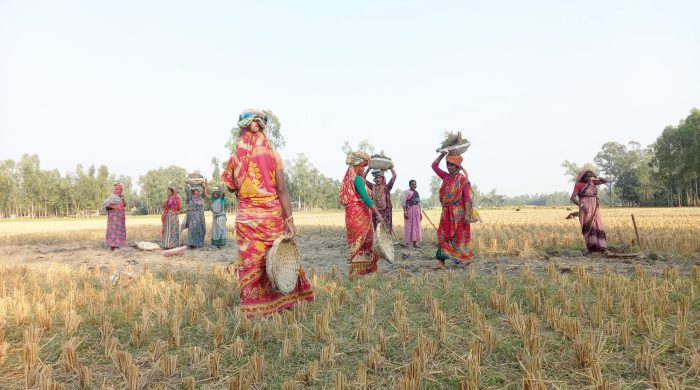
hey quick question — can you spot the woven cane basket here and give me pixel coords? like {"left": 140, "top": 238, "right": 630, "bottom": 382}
{"left": 375, "top": 224, "right": 395, "bottom": 263}
{"left": 266, "top": 236, "right": 301, "bottom": 294}
{"left": 369, "top": 156, "right": 394, "bottom": 171}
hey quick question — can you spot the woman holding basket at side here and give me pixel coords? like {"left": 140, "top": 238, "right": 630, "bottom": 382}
{"left": 340, "top": 152, "right": 387, "bottom": 277}
{"left": 222, "top": 109, "right": 313, "bottom": 317}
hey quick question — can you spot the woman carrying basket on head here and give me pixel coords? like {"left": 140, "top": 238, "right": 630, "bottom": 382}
{"left": 364, "top": 168, "right": 397, "bottom": 234}
{"left": 340, "top": 152, "right": 387, "bottom": 277}
{"left": 431, "top": 152, "right": 473, "bottom": 270}
{"left": 182, "top": 180, "right": 207, "bottom": 249}
{"left": 222, "top": 109, "right": 313, "bottom": 318}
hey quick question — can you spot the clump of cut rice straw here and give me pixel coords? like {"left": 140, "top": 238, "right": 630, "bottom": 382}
{"left": 440, "top": 131, "right": 469, "bottom": 149}
{"left": 370, "top": 150, "right": 388, "bottom": 159}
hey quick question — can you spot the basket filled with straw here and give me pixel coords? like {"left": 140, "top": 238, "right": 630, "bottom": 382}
{"left": 369, "top": 151, "right": 394, "bottom": 171}
{"left": 436, "top": 131, "right": 470, "bottom": 155}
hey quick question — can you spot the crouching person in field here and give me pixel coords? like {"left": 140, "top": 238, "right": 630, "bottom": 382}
{"left": 222, "top": 109, "right": 314, "bottom": 318}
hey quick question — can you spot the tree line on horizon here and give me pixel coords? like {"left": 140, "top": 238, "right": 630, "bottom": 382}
{"left": 1, "top": 109, "right": 697, "bottom": 218}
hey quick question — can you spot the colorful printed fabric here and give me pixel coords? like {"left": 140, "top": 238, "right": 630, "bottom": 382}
{"left": 346, "top": 151, "right": 370, "bottom": 167}
{"left": 211, "top": 196, "right": 227, "bottom": 247}
{"left": 433, "top": 164, "right": 473, "bottom": 263}
{"left": 161, "top": 211, "right": 180, "bottom": 249}
{"left": 574, "top": 179, "right": 607, "bottom": 253}
{"left": 340, "top": 167, "right": 378, "bottom": 276}
{"left": 106, "top": 207, "right": 127, "bottom": 248}
{"left": 161, "top": 192, "right": 181, "bottom": 242}
{"left": 103, "top": 185, "right": 126, "bottom": 248}
{"left": 183, "top": 188, "right": 206, "bottom": 247}
{"left": 223, "top": 130, "right": 314, "bottom": 318}
{"left": 401, "top": 190, "right": 422, "bottom": 244}
{"left": 367, "top": 176, "right": 395, "bottom": 233}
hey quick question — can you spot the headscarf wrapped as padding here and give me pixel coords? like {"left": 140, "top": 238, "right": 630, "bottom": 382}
{"left": 237, "top": 109, "right": 268, "bottom": 130}
{"left": 371, "top": 170, "right": 385, "bottom": 178}
{"left": 346, "top": 151, "right": 370, "bottom": 166}
{"left": 446, "top": 154, "right": 463, "bottom": 166}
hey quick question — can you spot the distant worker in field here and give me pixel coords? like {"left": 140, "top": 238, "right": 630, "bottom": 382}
{"left": 401, "top": 179, "right": 423, "bottom": 248}
{"left": 364, "top": 168, "right": 397, "bottom": 233}
{"left": 222, "top": 109, "right": 313, "bottom": 317}
{"left": 160, "top": 187, "right": 181, "bottom": 249}
{"left": 340, "top": 151, "right": 386, "bottom": 277}
{"left": 431, "top": 152, "right": 473, "bottom": 270}
{"left": 182, "top": 181, "right": 207, "bottom": 249}
{"left": 101, "top": 182, "right": 127, "bottom": 251}
{"left": 210, "top": 187, "right": 227, "bottom": 248}
{"left": 570, "top": 170, "right": 608, "bottom": 254}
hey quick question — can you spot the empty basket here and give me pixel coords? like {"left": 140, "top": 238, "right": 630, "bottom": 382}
{"left": 374, "top": 224, "right": 395, "bottom": 263}
{"left": 266, "top": 236, "right": 301, "bottom": 294}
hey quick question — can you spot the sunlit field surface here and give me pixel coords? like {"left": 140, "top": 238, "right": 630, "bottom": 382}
{"left": 0, "top": 262, "right": 698, "bottom": 388}
{"left": 1, "top": 207, "right": 699, "bottom": 255}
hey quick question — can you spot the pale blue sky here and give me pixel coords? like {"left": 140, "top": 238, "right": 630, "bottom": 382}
{"left": 1, "top": 0, "right": 699, "bottom": 196}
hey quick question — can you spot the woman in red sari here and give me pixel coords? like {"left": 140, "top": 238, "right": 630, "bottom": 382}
{"left": 570, "top": 170, "right": 608, "bottom": 254}
{"left": 222, "top": 109, "right": 314, "bottom": 317}
{"left": 340, "top": 152, "right": 386, "bottom": 277}
{"left": 431, "top": 152, "right": 473, "bottom": 270}
{"left": 160, "top": 187, "right": 181, "bottom": 249}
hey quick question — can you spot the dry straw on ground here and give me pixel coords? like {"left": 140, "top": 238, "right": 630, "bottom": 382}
{"left": 0, "top": 258, "right": 699, "bottom": 388}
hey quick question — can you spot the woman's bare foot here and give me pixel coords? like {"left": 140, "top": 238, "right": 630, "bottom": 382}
{"left": 431, "top": 261, "right": 446, "bottom": 271}
{"left": 413, "top": 242, "right": 421, "bottom": 248}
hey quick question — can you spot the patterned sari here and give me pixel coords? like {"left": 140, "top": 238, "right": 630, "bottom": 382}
{"left": 101, "top": 185, "right": 127, "bottom": 248}
{"left": 183, "top": 190, "right": 206, "bottom": 248}
{"left": 210, "top": 196, "right": 227, "bottom": 247}
{"left": 574, "top": 177, "right": 607, "bottom": 253}
{"left": 437, "top": 173, "right": 473, "bottom": 262}
{"left": 161, "top": 193, "right": 181, "bottom": 249}
{"left": 222, "top": 130, "right": 313, "bottom": 317}
{"left": 340, "top": 167, "right": 378, "bottom": 276}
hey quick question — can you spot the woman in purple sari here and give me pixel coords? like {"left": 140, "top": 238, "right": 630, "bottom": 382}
{"left": 101, "top": 182, "right": 127, "bottom": 250}
{"left": 570, "top": 170, "right": 608, "bottom": 254}
{"left": 401, "top": 180, "right": 422, "bottom": 248}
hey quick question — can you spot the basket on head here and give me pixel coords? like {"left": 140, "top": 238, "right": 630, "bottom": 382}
{"left": 186, "top": 173, "right": 206, "bottom": 185}
{"left": 374, "top": 224, "right": 394, "bottom": 263}
{"left": 266, "top": 236, "right": 301, "bottom": 294}
{"left": 369, "top": 156, "right": 394, "bottom": 171}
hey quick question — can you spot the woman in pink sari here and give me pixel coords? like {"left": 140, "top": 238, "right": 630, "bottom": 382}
{"left": 570, "top": 170, "right": 608, "bottom": 254}
{"left": 401, "top": 180, "right": 422, "bottom": 248}
{"left": 101, "top": 182, "right": 127, "bottom": 251}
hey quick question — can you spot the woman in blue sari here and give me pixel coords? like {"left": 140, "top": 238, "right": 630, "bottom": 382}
{"left": 182, "top": 180, "right": 208, "bottom": 248}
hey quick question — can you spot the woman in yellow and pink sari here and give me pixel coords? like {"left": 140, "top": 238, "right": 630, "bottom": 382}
{"left": 222, "top": 109, "right": 314, "bottom": 317}
{"left": 570, "top": 170, "right": 608, "bottom": 254}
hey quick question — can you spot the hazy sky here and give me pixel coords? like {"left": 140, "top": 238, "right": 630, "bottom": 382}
{"left": 2, "top": 0, "right": 699, "bottom": 196}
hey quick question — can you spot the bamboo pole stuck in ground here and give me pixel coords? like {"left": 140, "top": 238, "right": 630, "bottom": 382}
{"left": 421, "top": 210, "right": 439, "bottom": 233}
{"left": 631, "top": 214, "right": 642, "bottom": 250}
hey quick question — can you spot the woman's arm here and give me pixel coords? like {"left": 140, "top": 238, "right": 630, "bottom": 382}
{"left": 275, "top": 166, "right": 296, "bottom": 238}
{"left": 432, "top": 153, "right": 448, "bottom": 180}
{"left": 354, "top": 175, "right": 375, "bottom": 208}
{"left": 387, "top": 168, "right": 397, "bottom": 190}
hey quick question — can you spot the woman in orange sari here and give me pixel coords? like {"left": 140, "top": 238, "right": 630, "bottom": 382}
{"left": 222, "top": 109, "right": 314, "bottom": 317}
{"left": 431, "top": 152, "right": 473, "bottom": 270}
{"left": 340, "top": 152, "right": 386, "bottom": 277}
